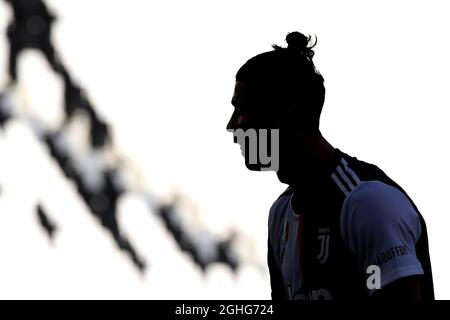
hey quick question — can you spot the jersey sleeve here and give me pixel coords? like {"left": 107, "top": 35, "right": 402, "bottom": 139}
{"left": 340, "top": 181, "right": 424, "bottom": 294}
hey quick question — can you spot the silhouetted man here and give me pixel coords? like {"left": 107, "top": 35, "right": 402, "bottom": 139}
{"left": 227, "top": 32, "right": 434, "bottom": 300}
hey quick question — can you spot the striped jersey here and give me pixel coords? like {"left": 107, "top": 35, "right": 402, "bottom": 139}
{"left": 268, "top": 148, "right": 434, "bottom": 300}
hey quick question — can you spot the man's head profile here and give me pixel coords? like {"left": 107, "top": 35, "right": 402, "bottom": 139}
{"left": 227, "top": 32, "right": 327, "bottom": 180}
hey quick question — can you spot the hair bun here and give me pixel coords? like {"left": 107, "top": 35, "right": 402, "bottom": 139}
{"left": 285, "top": 31, "right": 315, "bottom": 58}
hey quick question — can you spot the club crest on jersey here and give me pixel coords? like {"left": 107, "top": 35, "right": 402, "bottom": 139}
{"left": 317, "top": 228, "right": 331, "bottom": 264}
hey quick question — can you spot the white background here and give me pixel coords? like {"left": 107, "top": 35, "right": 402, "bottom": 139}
{"left": 0, "top": 0, "right": 449, "bottom": 299}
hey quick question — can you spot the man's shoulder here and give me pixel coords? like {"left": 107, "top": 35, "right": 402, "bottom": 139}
{"left": 343, "top": 180, "right": 417, "bottom": 221}
{"left": 339, "top": 151, "right": 388, "bottom": 182}
{"left": 338, "top": 150, "right": 416, "bottom": 209}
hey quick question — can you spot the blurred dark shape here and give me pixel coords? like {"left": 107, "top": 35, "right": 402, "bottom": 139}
{"left": 3, "top": 0, "right": 110, "bottom": 149}
{"left": 36, "top": 203, "right": 57, "bottom": 241}
{"left": 0, "top": 93, "right": 12, "bottom": 128}
{"left": 63, "top": 78, "right": 111, "bottom": 149}
{"left": 90, "top": 115, "right": 110, "bottom": 149}
{"left": 158, "top": 203, "right": 239, "bottom": 271}
{"left": 63, "top": 77, "right": 84, "bottom": 119}
{"left": 159, "top": 203, "right": 206, "bottom": 270}
{"left": 45, "top": 133, "right": 146, "bottom": 272}
{"left": 1, "top": 0, "right": 241, "bottom": 275}
{"left": 3, "top": 0, "right": 68, "bottom": 83}
{"left": 216, "top": 234, "right": 239, "bottom": 271}
{"left": 2, "top": 0, "right": 139, "bottom": 270}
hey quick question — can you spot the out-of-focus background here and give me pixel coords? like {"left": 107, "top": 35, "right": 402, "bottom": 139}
{"left": 0, "top": 0, "right": 449, "bottom": 299}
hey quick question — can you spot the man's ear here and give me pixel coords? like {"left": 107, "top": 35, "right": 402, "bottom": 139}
{"left": 277, "top": 107, "right": 298, "bottom": 129}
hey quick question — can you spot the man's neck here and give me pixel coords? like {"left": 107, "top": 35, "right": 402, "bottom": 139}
{"left": 277, "top": 133, "right": 337, "bottom": 190}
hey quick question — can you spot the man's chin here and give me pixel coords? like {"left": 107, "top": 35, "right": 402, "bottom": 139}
{"left": 276, "top": 168, "right": 290, "bottom": 184}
